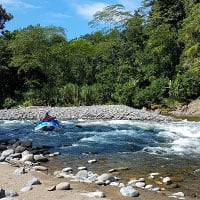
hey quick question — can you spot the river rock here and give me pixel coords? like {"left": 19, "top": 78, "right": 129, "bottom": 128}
{"left": 21, "top": 154, "right": 34, "bottom": 162}
{"left": 0, "top": 144, "right": 7, "bottom": 151}
{"left": 20, "top": 140, "right": 32, "bottom": 148}
{"left": 4, "top": 189, "right": 18, "bottom": 197}
{"left": 96, "top": 173, "right": 111, "bottom": 183}
{"left": 78, "top": 166, "right": 87, "bottom": 170}
{"left": 80, "top": 190, "right": 106, "bottom": 198}
{"left": 33, "top": 166, "right": 48, "bottom": 171}
{"left": 135, "top": 182, "right": 146, "bottom": 188}
{"left": 62, "top": 167, "right": 73, "bottom": 172}
{"left": 0, "top": 156, "right": 5, "bottom": 162}
{"left": 162, "top": 177, "right": 172, "bottom": 185}
{"left": 27, "top": 178, "right": 41, "bottom": 186}
{"left": 1, "top": 149, "right": 14, "bottom": 157}
{"left": 75, "top": 170, "right": 88, "bottom": 179}
{"left": 34, "top": 154, "right": 48, "bottom": 162}
{"left": 56, "top": 182, "right": 70, "bottom": 190}
{"left": 120, "top": 186, "right": 139, "bottom": 197}
{"left": 14, "top": 167, "right": 25, "bottom": 174}
{"left": 15, "top": 146, "right": 26, "bottom": 153}
{"left": 88, "top": 159, "right": 97, "bottom": 163}
{"left": 20, "top": 185, "right": 32, "bottom": 192}
{"left": 172, "top": 192, "right": 185, "bottom": 197}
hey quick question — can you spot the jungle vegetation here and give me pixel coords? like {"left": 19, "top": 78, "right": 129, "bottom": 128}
{"left": 0, "top": 0, "right": 200, "bottom": 110}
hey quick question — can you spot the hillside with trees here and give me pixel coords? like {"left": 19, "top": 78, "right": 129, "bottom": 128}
{"left": 0, "top": 0, "right": 200, "bottom": 111}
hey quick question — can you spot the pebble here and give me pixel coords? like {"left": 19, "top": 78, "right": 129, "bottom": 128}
{"left": 48, "top": 186, "right": 56, "bottom": 191}
{"left": 162, "top": 177, "right": 172, "bottom": 185}
{"left": 33, "top": 166, "right": 48, "bottom": 171}
{"left": 14, "top": 167, "right": 25, "bottom": 175}
{"left": 62, "top": 167, "right": 73, "bottom": 172}
{"left": 77, "top": 166, "right": 87, "bottom": 170}
{"left": 20, "top": 186, "right": 32, "bottom": 192}
{"left": 88, "top": 159, "right": 97, "bottom": 163}
{"left": 56, "top": 182, "right": 70, "bottom": 190}
{"left": 0, "top": 105, "right": 176, "bottom": 122}
{"left": 27, "top": 178, "right": 41, "bottom": 186}
{"left": 34, "top": 155, "right": 48, "bottom": 162}
{"left": 80, "top": 190, "right": 106, "bottom": 198}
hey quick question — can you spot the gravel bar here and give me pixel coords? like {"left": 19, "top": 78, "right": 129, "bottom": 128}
{"left": 0, "top": 105, "right": 175, "bottom": 121}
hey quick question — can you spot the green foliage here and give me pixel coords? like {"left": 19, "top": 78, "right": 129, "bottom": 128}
{"left": 133, "top": 78, "right": 169, "bottom": 108}
{"left": 172, "top": 71, "right": 200, "bottom": 102}
{"left": 3, "top": 98, "right": 17, "bottom": 109}
{"left": 58, "top": 83, "right": 79, "bottom": 106}
{"left": 0, "top": 5, "right": 13, "bottom": 30}
{"left": 1, "top": 1, "right": 200, "bottom": 109}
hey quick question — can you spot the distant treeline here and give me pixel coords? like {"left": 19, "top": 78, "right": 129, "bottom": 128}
{"left": 0, "top": 1, "right": 200, "bottom": 110}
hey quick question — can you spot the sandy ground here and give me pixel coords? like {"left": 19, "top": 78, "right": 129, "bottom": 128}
{"left": 1, "top": 162, "right": 194, "bottom": 200}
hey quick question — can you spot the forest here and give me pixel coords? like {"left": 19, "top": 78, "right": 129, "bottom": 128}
{"left": 0, "top": 0, "right": 200, "bottom": 111}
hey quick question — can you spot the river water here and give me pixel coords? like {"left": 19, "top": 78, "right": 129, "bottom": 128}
{"left": 0, "top": 119, "right": 200, "bottom": 197}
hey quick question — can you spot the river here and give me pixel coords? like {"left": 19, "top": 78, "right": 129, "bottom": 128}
{"left": 0, "top": 119, "right": 200, "bottom": 198}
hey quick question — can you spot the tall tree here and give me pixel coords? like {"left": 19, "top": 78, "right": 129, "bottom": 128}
{"left": 0, "top": 5, "right": 13, "bottom": 30}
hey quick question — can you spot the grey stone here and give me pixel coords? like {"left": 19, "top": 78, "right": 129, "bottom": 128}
{"left": 14, "top": 167, "right": 25, "bottom": 175}
{"left": 80, "top": 191, "right": 106, "bottom": 198}
{"left": 34, "top": 155, "right": 48, "bottom": 162}
{"left": 75, "top": 170, "right": 88, "bottom": 179}
{"left": 120, "top": 186, "right": 139, "bottom": 197}
{"left": 20, "top": 186, "right": 32, "bottom": 192}
{"left": 27, "top": 178, "right": 41, "bottom": 186}
{"left": 15, "top": 146, "right": 26, "bottom": 153}
{"left": 5, "top": 190, "right": 18, "bottom": 197}
{"left": 1, "top": 149, "right": 14, "bottom": 157}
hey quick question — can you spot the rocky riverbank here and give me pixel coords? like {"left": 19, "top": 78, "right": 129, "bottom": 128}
{"left": 0, "top": 105, "right": 176, "bottom": 121}
{"left": 0, "top": 138, "right": 193, "bottom": 200}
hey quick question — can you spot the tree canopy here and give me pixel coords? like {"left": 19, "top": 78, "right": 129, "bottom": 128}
{"left": 0, "top": 0, "right": 200, "bottom": 110}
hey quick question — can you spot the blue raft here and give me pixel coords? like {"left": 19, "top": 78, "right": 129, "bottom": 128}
{"left": 34, "top": 119, "right": 60, "bottom": 131}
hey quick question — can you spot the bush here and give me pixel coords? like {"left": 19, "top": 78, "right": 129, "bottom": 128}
{"left": 3, "top": 98, "right": 17, "bottom": 109}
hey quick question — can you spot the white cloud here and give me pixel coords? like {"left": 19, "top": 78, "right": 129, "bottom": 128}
{"left": 48, "top": 12, "right": 71, "bottom": 19}
{"left": 73, "top": 2, "right": 108, "bottom": 19}
{"left": 1, "top": 0, "right": 40, "bottom": 9}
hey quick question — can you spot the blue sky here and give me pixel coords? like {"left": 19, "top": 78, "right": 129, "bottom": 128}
{"left": 1, "top": 0, "right": 142, "bottom": 40}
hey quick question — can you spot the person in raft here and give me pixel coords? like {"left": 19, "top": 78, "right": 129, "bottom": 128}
{"left": 41, "top": 112, "right": 56, "bottom": 121}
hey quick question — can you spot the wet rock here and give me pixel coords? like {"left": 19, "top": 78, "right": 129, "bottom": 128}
{"left": 34, "top": 154, "right": 48, "bottom": 162}
{"left": 88, "top": 159, "right": 97, "bottom": 164}
{"left": 15, "top": 146, "right": 26, "bottom": 153}
{"left": 162, "top": 177, "right": 172, "bottom": 185}
{"left": 20, "top": 140, "right": 32, "bottom": 148}
{"left": 0, "top": 144, "right": 7, "bottom": 151}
